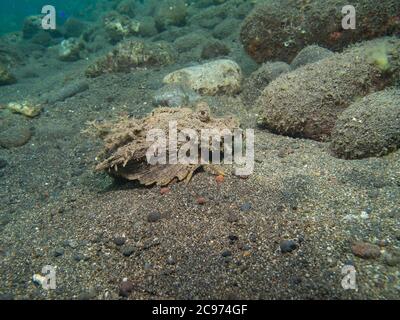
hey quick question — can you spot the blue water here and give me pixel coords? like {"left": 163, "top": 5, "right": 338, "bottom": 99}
{"left": 0, "top": 0, "right": 93, "bottom": 35}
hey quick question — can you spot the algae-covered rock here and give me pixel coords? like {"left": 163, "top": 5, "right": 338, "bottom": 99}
{"left": 240, "top": 0, "right": 400, "bottom": 63}
{"left": 58, "top": 38, "right": 85, "bottom": 61}
{"left": 6, "top": 101, "right": 42, "bottom": 118}
{"left": 0, "top": 64, "right": 16, "bottom": 86}
{"left": 201, "top": 40, "right": 231, "bottom": 60}
{"left": 330, "top": 89, "right": 400, "bottom": 159}
{"left": 92, "top": 102, "right": 240, "bottom": 186}
{"left": 163, "top": 59, "right": 242, "bottom": 96}
{"left": 0, "top": 114, "right": 32, "bottom": 149}
{"left": 63, "top": 17, "right": 87, "bottom": 38}
{"left": 155, "top": 0, "right": 187, "bottom": 31}
{"left": 116, "top": 0, "right": 137, "bottom": 18}
{"left": 85, "top": 40, "right": 176, "bottom": 78}
{"left": 22, "top": 15, "right": 43, "bottom": 39}
{"left": 103, "top": 11, "right": 141, "bottom": 43}
{"left": 258, "top": 38, "right": 400, "bottom": 141}
{"left": 291, "top": 45, "right": 334, "bottom": 70}
{"left": 242, "top": 61, "right": 290, "bottom": 105}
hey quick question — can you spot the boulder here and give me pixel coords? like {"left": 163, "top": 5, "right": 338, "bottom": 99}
{"left": 330, "top": 89, "right": 400, "bottom": 159}
{"left": 291, "top": 45, "right": 334, "bottom": 70}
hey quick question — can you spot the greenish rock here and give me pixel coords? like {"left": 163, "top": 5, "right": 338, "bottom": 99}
{"left": 0, "top": 124, "right": 32, "bottom": 149}
{"left": 85, "top": 40, "right": 176, "bottom": 78}
{"left": 155, "top": 0, "right": 187, "bottom": 31}
{"left": 330, "top": 89, "right": 400, "bottom": 159}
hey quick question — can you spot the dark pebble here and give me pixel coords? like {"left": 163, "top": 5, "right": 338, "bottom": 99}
{"left": 113, "top": 237, "right": 126, "bottom": 246}
{"left": 228, "top": 234, "right": 239, "bottom": 242}
{"left": 121, "top": 245, "right": 135, "bottom": 257}
{"left": 0, "top": 158, "right": 8, "bottom": 169}
{"left": 221, "top": 250, "right": 232, "bottom": 257}
{"left": 166, "top": 255, "right": 176, "bottom": 265}
{"left": 53, "top": 248, "right": 65, "bottom": 257}
{"left": 227, "top": 213, "right": 239, "bottom": 223}
{"left": 240, "top": 203, "right": 252, "bottom": 212}
{"left": 73, "top": 253, "right": 84, "bottom": 262}
{"left": 147, "top": 212, "right": 161, "bottom": 223}
{"left": 119, "top": 280, "right": 134, "bottom": 298}
{"left": 280, "top": 240, "right": 298, "bottom": 253}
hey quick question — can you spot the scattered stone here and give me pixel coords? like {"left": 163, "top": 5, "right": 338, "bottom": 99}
{"left": 240, "top": 203, "right": 252, "bottom": 212}
{"left": 22, "top": 15, "right": 43, "bottom": 39}
{"left": 73, "top": 253, "right": 85, "bottom": 262}
{"left": 221, "top": 250, "right": 232, "bottom": 257}
{"left": 58, "top": 38, "right": 84, "bottom": 61}
{"left": 53, "top": 247, "right": 65, "bottom": 257}
{"left": 351, "top": 241, "right": 381, "bottom": 259}
{"left": 113, "top": 237, "right": 126, "bottom": 246}
{"left": 147, "top": 212, "right": 161, "bottom": 223}
{"left": 0, "top": 125, "right": 32, "bottom": 149}
{"left": 119, "top": 280, "right": 134, "bottom": 297}
{"left": 6, "top": 101, "right": 42, "bottom": 118}
{"left": 167, "top": 255, "right": 176, "bottom": 265}
{"left": 163, "top": 59, "right": 242, "bottom": 96}
{"left": 227, "top": 213, "right": 239, "bottom": 223}
{"left": 383, "top": 251, "right": 400, "bottom": 266}
{"left": 0, "top": 158, "right": 7, "bottom": 169}
{"left": 160, "top": 187, "right": 171, "bottom": 195}
{"left": 103, "top": 12, "right": 140, "bottom": 42}
{"left": 153, "top": 83, "right": 200, "bottom": 108}
{"left": 121, "top": 245, "right": 135, "bottom": 257}
{"left": 280, "top": 240, "right": 298, "bottom": 253}
{"left": 215, "top": 175, "right": 224, "bottom": 184}
{"left": 228, "top": 234, "right": 239, "bottom": 242}
{"left": 330, "top": 89, "right": 400, "bottom": 159}
{"left": 196, "top": 197, "right": 207, "bottom": 205}
{"left": 291, "top": 45, "right": 334, "bottom": 69}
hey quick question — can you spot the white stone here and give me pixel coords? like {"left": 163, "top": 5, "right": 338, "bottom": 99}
{"left": 163, "top": 59, "right": 242, "bottom": 96}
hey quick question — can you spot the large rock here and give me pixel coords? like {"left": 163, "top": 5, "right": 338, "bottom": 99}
{"left": 258, "top": 38, "right": 400, "bottom": 141}
{"left": 163, "top": 59, "right": 242, "bottom": 96}
{"left": 240, "top": 0, "right": 400, "bottom": 63}
{"left": 290, "top": 45, "right": 334, "bottom": 70}
{"left": 86, "top": 40, "right": 176, "bottom": 77}
{"left": 330, "top": 89, "right": 400, "bottom": 159}
{"left": 0, "top": 64, "right": 16, "bottom": 86}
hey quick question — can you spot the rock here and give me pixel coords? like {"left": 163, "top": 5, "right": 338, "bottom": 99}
{"left": 58, "top": 38, "right": 84, "bottom": 61}
{"left": 196, "top": 197, "right": 206, "bottom": 205}
{"left": 103, "top": 11, "right": 140, "bottom": 43}
{"left": 227, "top": 213, "right": 239, "bottom": 223}
{"left": 119, "top": 280, "right": 134, "bottom": 297}
{"left": 291, "top": 45, "right": 334, "bottom": 70}
{"left": 212, "top": 18, "right": 241, "bottom": 40}
{"left": 116, "top": 0, "right": 137, "bottom": 18}
{"left": 113, "top": 237, "right": 126, "bottom": 246}
{"left": 221, "top": 250, "right": 232, "bottom": 257}
{"left": 240, "top": 0, "right": 400, "bottom": 63}
{"left": 155, "top": 0, "right": 187, "bottom": 31}
{"left": 166, "top": 255, "right": 176, "bottom": 265}
{"left": 121, "top": 245, "right": 135, "bottom": 257}
{"left": 174, "top": 32, "right": 209, "bottom": 53}
{"left": 147, "top": 212, "right": 161, "bottom": 223}
{"left": 53, "top": 248, "right": 65, "bottom": 257}
{"left": 6, "top": 101, "right": 42, "bottom": 118}
{"left": 46, "top": 80, "right": 89, "bottom": 104}
{"left": 240, "top": 203, "right": 252, "bottom": 212}
{"left": 0, "top": 64, "right": 16, "bottom": 86}
{"left": 0, "top": 125, "right": 32, "bottom": 149}
{"left": 0, "top": 158, "right": 7, "bottom": 169}
{"left": 137, "top": 16, "right": 158, "bottom": 38}
{"left": 258, "top": 38, "right": 400, "bottom": 141}
{"left": 22, "top": 15, "right": 42, "bottom": 39}
{"left": 163, "top": 59, "right": 242, "bottom": 96}
{"left": 280, "top": 240, "right": 298, "bottom": 253}
{"left": 86, "top": 40, "right": 176, "bottom": 78}
{"left": 63, "top": 17, "right": 87, "bottom": 38}
{"left": 383, "top": 251, "right": 400, "bottom": 266}
{"left": 153, "top": 83, "right": 200, "bottom": 108}
{"left": 201, "top": 40, "right": 230, "bottom": 60}
{"left": 330, "top": 89, "right": 400, "bottom": 159}
{"left": 351, "top": 241, "right": 381, "bottom": 259}
{"left": 241, "top": 61, "right": 290, "bottom": 104}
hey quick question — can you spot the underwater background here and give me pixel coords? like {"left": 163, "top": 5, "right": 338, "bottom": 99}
{"left": 0, "top": 0, "right": 399, "bottom": 300}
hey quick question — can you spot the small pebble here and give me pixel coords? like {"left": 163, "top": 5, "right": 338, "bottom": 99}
{"left": 196, "top": 197, "right": 206, "bottom": 205}
{"left": 221, "top": 250, "right": 232, "bottom": 257}
{"left": 228, "top": 234, "right": 239, "bottom": 242}
{"left": 121, "top": 245, "right": 135, "bottom": 257}
{"left": 166, "top": 255, "right": 176, "bottom": 265}
{"left": 227, "top": 213, "right": 239, "bottom": 223}
{"left": 240, "top": 203, "right": 252, "bottom": 212}
{"left": 113, "top": 237, "right": 126, "bottom": 246}
{"left": 280, "top": 240, "right": 298, "bottom": 253}
{"left": 53, "top": 248, "right": 65, "bottom": 257}
{"left": 147, "top": 212, "right": 161, "bottom": 223}
{"left": 216, "top": 175, "right": 224, "bottom": 183}
{"left": 119, "top": 280, "right": 134, "bottom": 297}
{"left": 160, "top": 187, "right": 170, "bottom": 195}
{"left": 0, "top": 158, "right": 7, "bottom": 169}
